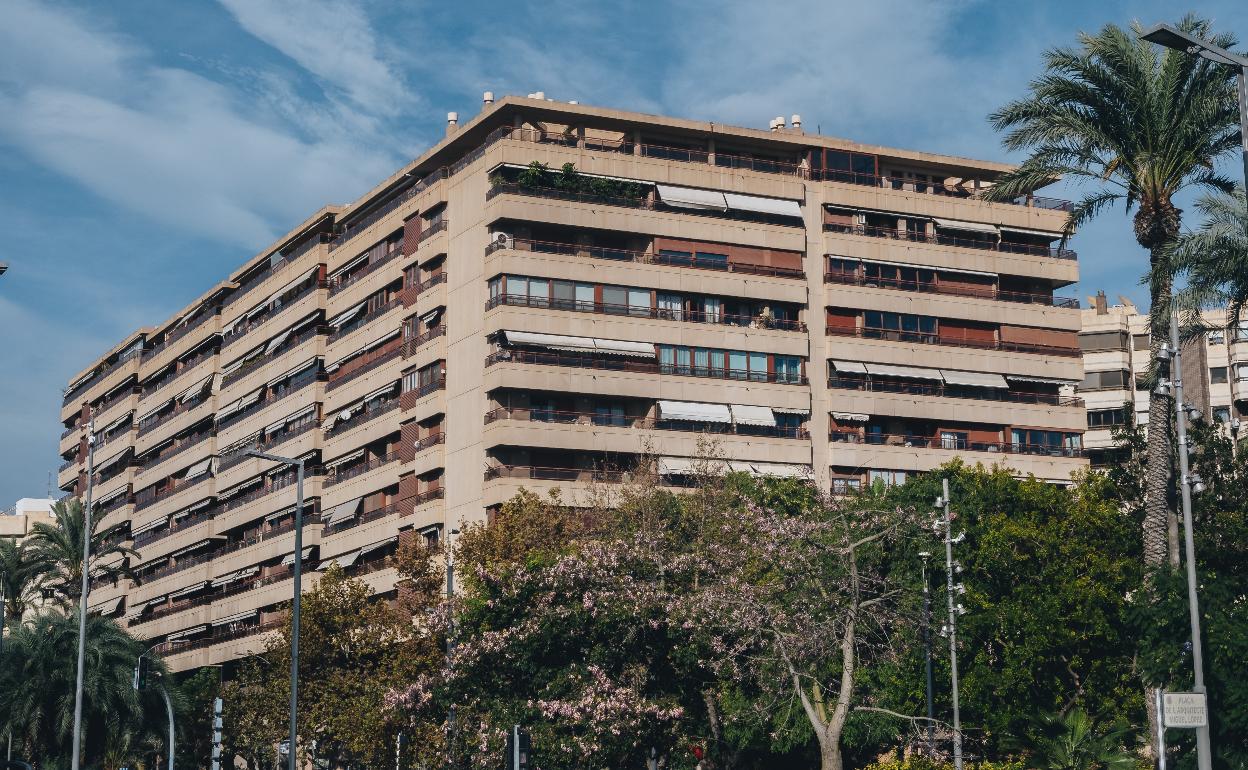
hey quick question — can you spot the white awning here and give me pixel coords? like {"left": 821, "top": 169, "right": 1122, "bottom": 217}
{"left": 832, "top": 412, "right": 870, "bottom": 422}
{"left": 212, "top": 609, "right": 258, "bottom": 626}
{"left": 830, "top": 360, "right": 868, "bottom": 373}
{"left": 177, "top": 376, "right": 212, "bottom": 403}
{"left": 323, "top": 497, "right": 362, "bottom": 526}
{"left": 265, "top": 506, "right": 295, "bottom": 523}
{"left": 322, "top": 549, "right": 361, "bottom": 569}
{"left": 264, "top": 328, "right": 292, "bottom": 355}
{"left": 96, "top": 448, "right": 131, "bottom": 472}
{"left": 183, "top": 457, "right": 213, "bottom": 480}
{"left": 103, "top": 412, "right": 134, "bottom": 434}
{"left": 328, "top": 302, "right": 367, "bottom": 329}
{"left": 748, "top": 462, "right": 810, "bottom": 479}
{"left": 730, "top": 404, "right": 776, "bottom": 426}
{"left": 504, "top": 330, "right": 595, "bottom": 351}
{"left": 217, "top": 387, "right": 263, "bottom": 420}
{"left": 364, "top": 328, "right": 401, "bottom": 352}
{"left": 773, "top": 406, "right": 810, "bottom": 415}
{"left": 419, "top": 308, "right": 442, "bottom": 324}
{"left": 95, "top": 485, "right": 129, "bottom": 506}
{"left": 137, "top": 398, "right": 175, "bottom": 423}
{"left": 360, "top": 538, "right": 393, "bottom": 557}
{"left": 363, "top": 382, "right": 398, "bottom": 401}
{"left": 593, "top": 338, "right": 655, "bottom": 358}
{"left": 1000, "top": 226, "right": 1061, "bottom": 239}
{"left": 210, "top": 566, "right": 259, "bottom": 587}
{"left": 166, "top": 624, "right": 209, "bottom": 641}
{"left": 940, "top": 370, "right": 1009, "bottom": 388}
{"left": 723, "top": 192, "right": 802, "bottom": 218}
{"left": 328, "top": 255, "right": 368, "bottom": 281}
{"left": 326, "top": 449, "right": 364, "bottom": 469}
{"left": 170, "top": 581, "right": 209, "bottom": 599}
{"left": 221, "top": 347, "right": 263, "bottom": 377}
{"left": 267, "top": 359, "right": 316, "bottom": 387}
{"left": 88, "top": 595, "right": 124, "bottom": 614}
{"left": 865, "top": 363, "right": 943, "bottom": 381}
{"left": 265, "top": 266, "right": 319, "bottom": 306}
{"left": 657, "top": 400, "right": 732, "bottom": 423}
{"left": 171, "top": 539, "right": 213, "bottom": 558}
{"left": 657, "top": 456, "right": 697, "bottom": 475}
{"left": 865, "top": 257, "right": 996, "bottom": 278}
{"left": 219, "top": 476, "right": 263, "bottom": 500}
{"left": 656, "top": 184, "right": 727, "bottom": 211}
{"left": 1006, "top": 374, "right": 1078, "bottom": 385}
{"left": 131, "top": 517, "right": 166, "bottom": 536}
{"left": 933, "top": 218, "right": 999, "bottom": 235}
{"left": 281, "top": 547, "right": 315, "bottom": 566}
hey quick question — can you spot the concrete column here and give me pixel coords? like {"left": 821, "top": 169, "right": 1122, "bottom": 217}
{"left": 707, "top": 138, "right": 716, "bottom": 166}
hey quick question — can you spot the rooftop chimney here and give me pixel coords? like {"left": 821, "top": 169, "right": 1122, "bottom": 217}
{"left": 483, "top": 91, "right": 494, "bottom": 106}
{"left": 1095, "top": 290, "right": 1108, "bottom": 315}
{"left": 446, "top": 111, "right": 459, "bottom": 136}
{"left": 775, "top": 115, "right": 786, "bottom": 129}
{"left": 791, "top": 114, "right": 802, "bottom": 131}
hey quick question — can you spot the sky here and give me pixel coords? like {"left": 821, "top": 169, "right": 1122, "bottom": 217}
{"left": 1, "top": 0, "right": 1245, "bottom": 504}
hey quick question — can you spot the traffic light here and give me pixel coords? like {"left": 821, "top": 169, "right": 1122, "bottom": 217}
{"left": 505, "top": 725, "right": 531, "bottom": 770}
{"left": 133, "top": 656, "right": 150, "bottom": 691}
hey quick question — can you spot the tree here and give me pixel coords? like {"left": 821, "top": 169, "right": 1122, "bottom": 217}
{"left": 985, "top": 15, "right": 1241, "bottom": 582}
{"left": 1, "top": 537, "right": 43, "bottom": 629}
{"left": 1020, "top": 709, "right": 1137, "bottom": 770}
{"left": 0, "top": 611, "right": 172, "bottom": 769}
{"left": 26, "top": 497, "right": 135, "bottom": 605}
{"left": 1171, "top": 187, "right": 1248, "bottom": 329}
{"left": 175, "top": 667, "right": 221, "bottom": 770}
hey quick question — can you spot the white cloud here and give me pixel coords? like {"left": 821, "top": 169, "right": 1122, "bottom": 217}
{"left": 217, "top": 0, "right": 411, "bottom": 116}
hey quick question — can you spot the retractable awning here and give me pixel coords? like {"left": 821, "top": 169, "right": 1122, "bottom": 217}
{"left": 932, "top": 218, "right": 999, "bottom": 235}
{"left": 865, "top": 363, "right": 943, "bottom": 381}
{"left": 505, "top": 330, "right": 595, "bottom": 351}
{"left": 748, "top": 462, "right": 810, "bottom": 479}
{"left": 95, "top": 485, "right": 129, "bottom": 506}
{"left": 138, "top": 398, "right": 175, "bottom": 423}
{"left": 593, "top": 338, "right": 655, "bottom": 357}
{"left": 328, "top": 302, "right": 367, "bottom": 329}
{"left": 88, "top": 596, "right": 124, "bottom": 615}
{"left": 323, "top": 496, "right": 362, "bottom": 526}
{"left": 281, "top": 547, "right": 315, "bottom": 566}
{"left": 210, "top": 566, "right": 259, "bottom": 587}
{"left": 171, "top": 540, "right": 212, "bottom": 558}
{"left": 723, "top": 192, "right": 802, "bottom": 218}
{"left": 419, "top": 308, "right": 442, "bottom": 324}
{"left": 265, "top": 266, "right": 319, "bottom": 306}
{"left": 328, "top": 255, "right": 368, "bottom": 282}
{"left": 217, "top": 387, "right": 264, "bottom": 420}
{"left": 360, "top": 538, "right": 394, "bottom": 557}
{"left": 219, "top": 476, "right": 263, "bottom": 500}
{"left": 363, "top": 382, "right": 398, "bottom": 401}
{"left": 773, "top": 406, "right": 810, "bottom": 415}
{"left": 832, "top": 412, "right": 870, "bottom": 422}
{"left": 1006, "top": 374, "right": 1078, "bottom": 385}
{"left": 657, "top": 400, "right": 732, "bottom": 423}
{"left": 830, "top": 360, "right": 868, "bottom": 373}
{"left": 103, "top": 412, "right": 134, "bottom": 434}
{"left": 1000, "top": 226, "right": 1061, "bottom": 239}
{"left": 267, "top": 359, "right": 317, "bottom": 387}
{"left": 264, "top": 328, "right": 292, "bottom": 355}
{"left": 326, "top": 449, "right": 364, "bottom": 469}
{"left": 170, "top": 581, "right": 209, "bottom": 599}
{"left": 131, "top": 517, "right": 166, "bottom": 536}
{"left": 177, "top": 375, "right": 213, "bottom": 404}
{"left": 166, "top": 624, "right": 209, "bottom": 641}
{"left": 940, "top": 370, "right": 1009, "bottom": 388}
{"left": 183, "top": 457, "right": 213, "bottom": 479}
{"left": 655, "top": 184, "right": 728, "bottom": 211}
{"left": 212, "top": 609, "right": 258, "bottom": 626}
{"left": 657, "top": 457, "right": 697, "bottom": 475}
{"left": 222, "top": 347, "right": 263, "bottom": 377}
{"left": 323, "top": 549, "right": 361, "bottom": 569}
{"left": 730, "top": 404, "right": 775, "bottom": 426}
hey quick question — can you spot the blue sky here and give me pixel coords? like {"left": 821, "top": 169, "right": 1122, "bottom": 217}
{"left": 1, "top": 0, "right": 1245, "bottom": 504}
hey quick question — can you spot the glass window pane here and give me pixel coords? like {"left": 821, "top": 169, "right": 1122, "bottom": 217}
{"left": 749, "top": 352, "right": 767, "bottom": 381}
{"left": 729, "top": 351, "right": 748, "bottom": 379}
{"left": 552, "top": 280, "right": 574, "bottom": 303}
{"left": 575, "top": 283, "right": 595, "bottom": 310}
{"left": 602, "top": 286, "right": 628, "bottom": 313}
{"left": 628, "top": 289, "right": 650, "bottom": 317}
{"left": 529, "top": 279, "right": 549, "bottom": 305}
{"left": 506, "top": 276, "right": 528, "bottom": 298}
{"left": 710, "top": 350, "right": 725, "bottom": 375}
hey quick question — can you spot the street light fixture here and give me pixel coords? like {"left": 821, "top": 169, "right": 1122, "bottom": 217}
{"left": 244, "top": 449, "right": 305, "bottom": 770}
{"left": 70, "top": 415, "right": 97, "bottom": 770}
{"left": 1139, "top": 22, "right": 1248, "bottom": 207}
{"left": 135, "top": 641, "right": 188, "bottom": 770}
{"left": 918, "top": 552, "right": 935, "bottom": 752}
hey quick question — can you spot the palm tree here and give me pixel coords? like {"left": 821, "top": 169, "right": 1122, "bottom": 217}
{"left": 1172, "top": 187, "right": 1248, "bottom": 331}
{"left": 26, "top": 497, "right": 137, "bottom": 606}
{"left": 985, "top": 16, "right": 1241, "bottom": 575}
{"left": 1023, "top": 709, "right": 1137, "bottom": 770}
{"left": 0, "top": 611, "right": 172, "bottom": 767}
{"left": 1, "top": 537, "right": 44, "bottom": 628}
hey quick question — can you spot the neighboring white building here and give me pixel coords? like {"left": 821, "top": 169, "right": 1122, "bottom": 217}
{"left": 0, "top": 498, "right": 55, "bottom": 543}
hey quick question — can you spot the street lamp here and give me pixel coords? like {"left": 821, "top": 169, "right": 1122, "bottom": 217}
{"left": 135, "top": 641, "right": 187, "bottom": 770}
{"left": 70, "top": 414, "right": 97, "bottom": 770}
{"left": 918, "top": 551, "right": 935, "bottom": 752}
{"left": 1139, "top": 22, "right": 1248, "bottom": 205}
{"left": 244, "top": 449, "right": 305, "bottom": 770}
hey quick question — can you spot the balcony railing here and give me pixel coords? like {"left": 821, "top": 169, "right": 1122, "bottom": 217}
{"left": 134, "top": 472, "right": 211, "bottom": 512}
{"left": 222, "top": 325, "right": 326, "bottom": 389}
{"left": 139, "top": 431, "right": 212, "bottom": 472}
{"left": 326, "top": 500, "right": 403, "bottom": 535}
{"left": 324, "top": 399, "right": 397, "bottom": 439}
{"left": 133, "top": 507, "right": 215, "bottom": 548}
{"left": 217, "top": 514, "right": 321, "bottom": 558}
{"left": 414, "top": 432, "right": 446, "bottom": 453}
{"left": 811, "top": 168, "right": 1073, "bottom": 212}
{"left": 327, "top": 342, "right": 402, "bottom": 391}
{"left": 417, "top": 218, "right": 449, "bottom": 244}
{"left": 62, "top": 423, "right": 81, "bottom": 439}
{"left": 826, "top": 376, "right": 1083, "bottom": 408}
{"left": 218, "top": 418, "right": 320, "bottom": 471}
{"left": 153, "top": 618, "right": 286, "bottom": 656}
{"left": 329, "top": 298, "right": 401, "bottom": 342}
{"left": 485, "top": 465, "right": 636, "bottom": 483}
{"left": 145, "top": 546, "right": 216, "bottom": 581}
{"left": 218, "top": 369, "right": 322, "bottom": 432}
{"left": 824, "top": 222, "right": 1076, "bottom": 260}
{"left": 823, "top": 269, "right": 1079, "bottom": 309}
{"left": 137, "top": 395, "right": 211, "bottom": 439}
{"left": 325, "top": 452, "right": 399, "bottom": 487}
{"left": 143, "top": 346, "right": 217, "bottom": 399}
{"left": 225, "top": 233, "right": 329, "bottom": 309}
{"left": 95, "top": 385, "right": 140, "bottom": 415}
{"left": 825, "top": 325, "right": 1081, "bottom": 357}
{"left": 485, "top": 237, "right": 805, "bottom": 280}
{"left": 485, "top": 349, "right": 808, "bottom": 385}
{"left": 412, "top": 272, "right": 446, "bottom": 294}
{"left": 329, "top": 247, "right": 401, "bottom": 296}
{"left": 486, "top": 293, "right": 806, "bottom": 331}
{"left": 329, "top": 167, "right": 448, "bottom": 252}
{"left": 401, "top": 325, "right": 446, "bottom": 357}
{"left": 483, "top": 407, "right": 808, "bottom": 439}
{"left": 131, "top": 592, "right": 214, "bottom": 626}
{"left": 411, "top": 487, "right": 445, "bottom": 507}
{"left": 401, "top": 377, "right": 446, "bottom": 409}
{"left": 223, "top": 281, "right": 327, "bottom": 348}
{"left": 145, "top": 310, "right": 217, "bottom": 361}
{"left": 829, "top": 430, "right": 1087, "bottom": 458}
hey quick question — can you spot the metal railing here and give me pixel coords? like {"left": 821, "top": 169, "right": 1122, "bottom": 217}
{"left": 324, "top": 399, "right": 398, "bottom": 439}
{"left": 325, "top": 452, "right": 399, "bottom": 487}
{"left": 134, "top": 472, "right": 211, "bottom": 511}
{"left": 329, "top": 298, "right": 401, "bottom": 342}
{"left": 824, "top": 222, "right": 1076, "bottom": 260}
{"left": 218, "top": 418, "right": 320, "bottom": 471}
{"left": 138, "top": 431, "right": 213, "bottom": 471}
{"left": 823, "top": 268, "right": 1079, "bottom": 308}
{"left": 417, "top": 218, "right": 449, "bottom": 244}
{"left": 401, "top": 325, "right": 446, "bottom": 357}
{"left": 410, "top": 487, "right": 444, "bottom": 507}
{"left": 484, "top": 407, "right": 808, "bottom": 438}
{"left": 222, "top": 281, "right": 327, "bottom": 348}
{"left": 828, "top": 430, "right": 1087, "bottom": 458}
{"left": 485, "top": 465, "right": 635, "bottom": 483}
{"left": 145, "top": 310, "right": 218, "bottom": 360}
{"left": 413, "top": 432, "right": 446, "bottom": 452}
{"left": 826, "top": 376, "right": 1083, "bottom": 408}
{"left": 485, "top": 293, "right": 806, "bottom": 330}
{"left": 327, "top": 342, "right": 402, "bottom": 391}
{"left": 326, "top": 500, "right": 403, "bottom": 534}
{"left": 485, "top": 237, "right": 805, "bottom": 279}
{"left": 133, "top": 508, "right": 215, "bottom": 548}
{"left": 222, "top": 325, "right": 327, "bottom": 388}
{"left": 329, "top": 168, "right": 448, "bottom": 252}
{"left": 825, "top": 325, "right": 1081, "bottom": 357}
{"left": 217, "top": 369, "right": 322, "bottom": 431}
{"left": 485, "top": 349, "right": 808, "bottom": 384}
{"left": 329, "top": 247, "right": 401, "bottom": 296}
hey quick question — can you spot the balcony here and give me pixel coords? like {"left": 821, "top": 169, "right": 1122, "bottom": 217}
{"left": 134, "top": 473, "right": 211, "bottom": 512}
{"left": 416, "top": 218, "right": 448, "bottom": 245}
{"left": 824, "top": 222, "right": 1076, "bottom": 260}
{"left": 414, "top": 272, "right": 446, "bottom": 294}
{"left": 329, "top": 167, "right": 447, "bottom": 252}
{"left": 829, "top": 430, "right": 1088, "bottom": 458}
{"left": 401, "top": 326, "right": 446, "bottom": 357}
{"left": 144, "top": 311, "right": 217, "bottom": 362}
{"left": 325, "top": 452, "right": 399, "bottom": 487}
{"left": 131, "top": 592, "right": 214, "bottom": 627}
{"left": 824, "top": 268, "right": 1078, "bottom": 309}
{"left": 485, "top": 465, "right": 638, "bottom": 483}
{"left": 484, "top": 408, "right": 808, "bottom": 439}
{"left": 414, "top": 432, "right": 446, "bottom": 452}
{"left": 223, "top": 281, "right": 327, "bottom": 349}
{"left": 486, "top": 237, "right": 805, "bottom": 280}
{"left": 96, "top": 384, "right": 141, "bottom": 415}
{"left": 826, "top": 376, "right": 1082, "bottom": 408}
{"left": 410, "top": 487, "right": 444, "bottom": 507}
{"left": 217, "top": 514, "right": 321, "bottom": 559}
{"left": 324, "top": 399, "right": 398, "bottom": 439}
{"left": 218, "top": 369, "right": 322, "bottom": 432}
{"left": 485, "top": 349, "right": 808, "bottom": 385}
{"left": 325, "top": 500, "right": 403, "bottom": 535}
{"left": 218, "top": 418, "right": 320, "bottom": 471}
{"left": 222, "top": 324, "right": 326, "bottom": 388}
{"left": 134, "top": 507, "right": 215, "bottom": 548}
{"left": 327, "top": 340, "right": 402, "bottom": 391}
{"left": 400, "top": 377, "right": 445, "bottom": 410}
{"left": 486, "top": 293, "right": 807, "bottom": 331}
{"left": 811, "top": 168, "right": 1072, "bottom": 212}
{"left": 139, "top": 431, "right": 213, "bottom": 472}
{"left": 825, "top": 326, "right": 1080, "bottom": 358}
{"left": 220, "top": 473, "right": 319, "bottom": 515}
{"left": 143, "top": 346, "right": 217, "bottom": 399}
{"left": 329, "top": 298, "right": 401, "bottom": 342}
{"left": 224, "top": 234, "right": 329, "bottom": 309}
{"left": 144, "top": 546, "right": 216, "bottom": 582}
{"left": 137, "top": 396, "right": 210, "bottom": 439}
{"left": 329, "top": 247, "right": 401, "bottom": 297}
{"left": 154, "top": 617, "right": 286, "bottom": 656}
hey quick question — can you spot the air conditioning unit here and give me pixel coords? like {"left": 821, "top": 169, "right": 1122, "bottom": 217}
{"left": 492, "top": 231, "right": 514, "bottom": 250}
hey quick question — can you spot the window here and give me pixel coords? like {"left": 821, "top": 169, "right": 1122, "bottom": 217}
{"left": 575, "top": 282, "right": 595, "bottom": 311}
{"left": 1087, "top": 408, "right": 1127, "bottom": 428}
{"left": 628, "top": 289, "right": 651, "bottom": 317}
{"left": 592, "top": 402, "right": 627, "bottom": 427}
{"left": 1210, "top": 367, "right": 1228, "bottom": 384}
{"left": 868, "top": 469, "right": 907, "bottom": 487}
{"left": 863, "top": 311, "right": 936, "bottom": 341}
{"left": 1213, "top": 407, "right": 1231, "bottom": 424}
{"left": 775, "top": 412, "right": 803, "bottom": 435}
{"left": 657, "top": 293, "right": 683, "bottom": 320}
{"left": 814, "top": 149, "right": 878, "bottom": 184}
{"left": 1133, "top": 333, "right": 1151, "bottom": 351}
{"left": 774, "top": 356, "right": 802, "bottom": 383}
{"left": 695, "top": 251, "right": 729, "bottom": 269}
{"left": 1079, "top": 370, "right": 1128, "bottom": 390}
{"left": 1011, "top": 429, "right": 1081, "bottom": 454}
{"left": 1079, "top": 331, "right": 1130, "bottom": 352}
{"left": 865, "top": 263, "right": 935, "bottom": 290}
{"left": 827, "top": 258, "right": 857, "bottom": 277}
{"left": 602, "top": 285, "right": 628, "bottom": 314}
{"left": 940, "top": 432, "right": 967, "bottom": 450}
{"left": 1208, "top": 329, "right": 1225, "bottom": 344}
{"left": 659, "top": 249, "right": 693, "bottom": 266}
{"left": 831, "top": 477, "right": 862, "bottom": 494}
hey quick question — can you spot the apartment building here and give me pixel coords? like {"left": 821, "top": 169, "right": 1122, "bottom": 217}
{"left": 1079, "top": 292, "right": 1247, "bottom": 462}
{"left": 56, "top": 97, "right": 1087, "bottom": 671}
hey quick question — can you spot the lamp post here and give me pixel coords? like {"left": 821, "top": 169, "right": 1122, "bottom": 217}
{"left": 1153, "top": 304, "right": 1214, "bottom": 770}
{"left": 135, "top": 641, "right": 186, "bottom": 770}
{"left": 936, "top": 479, "right": 964, "bottom": 770}
{"left": 70, "top": 413, "right": 97, "bottom": 770}
{"left": 919, "top": 551, "right": 935, "bottom": 752}
{"left": 245, "top": 450, "right": 305, "bottom": 770}
{"left": 1139, "top": 23, "right": 1248, "bottom": 207}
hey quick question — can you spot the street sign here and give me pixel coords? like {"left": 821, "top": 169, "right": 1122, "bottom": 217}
{"left": 1163, "top": 692, "right": 1208, "bottom": 728}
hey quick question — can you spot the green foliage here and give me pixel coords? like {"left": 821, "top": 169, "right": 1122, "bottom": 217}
{"left": 1017, "top": 709, "right": 1138, "bottom": 770}
{"left": 1171, "top": 187, "right": 1248, "bottom": 330}
{"left": 26, "top": 497, "right": 136, "bottom": 605}
{"left": 0, "top": 537, "right": 42, "bottom": 623}
{"left": 510, "top": 160, "right": 648, "bottom": 200}
{"left": 175, "top": 667, "right": 221, "bottom": 770}
{"left": 865, "top": 756, "right": 1025, "bottom": 770}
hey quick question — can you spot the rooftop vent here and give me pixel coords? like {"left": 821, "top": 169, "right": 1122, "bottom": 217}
{"left": 483, "top": 91, "right": 494, "bottom": 105}
{"left": 446, "top": 111, "right": 459, "bottom": 136}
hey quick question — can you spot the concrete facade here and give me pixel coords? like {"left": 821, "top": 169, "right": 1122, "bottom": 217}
{"left": 56, "top": 97, "right": 1088, "bottom": 670}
